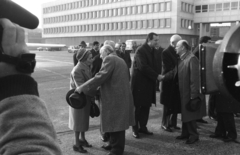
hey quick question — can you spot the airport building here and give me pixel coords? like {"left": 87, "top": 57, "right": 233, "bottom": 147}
{"left": 42, "top": 0, "right": 240, "bottom": 48}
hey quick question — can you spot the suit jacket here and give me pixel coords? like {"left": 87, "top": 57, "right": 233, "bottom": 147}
{"left": 81, "top": 53, "right": 135, "bottom": 132}
{"left": 119, "top": 50, "right": 132, "bottom": 69}
{"left": 160, "top": 45, "right": 181, "bottom": 114}
{"left": 131, "top": 43, "right": 158, "bottom": 107}
{"left": 89, "top": 49, "right": 102, "bottom": 77}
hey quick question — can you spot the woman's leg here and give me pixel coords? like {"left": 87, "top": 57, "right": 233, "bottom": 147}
{"left": 75, "top": 131, "right": 80, "bottom": 146}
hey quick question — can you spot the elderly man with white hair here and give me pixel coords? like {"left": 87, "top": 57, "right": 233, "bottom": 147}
{"left": 160, "top": 34, "right": 182, "bottom": 132}
{"left": 76, "top": 43, "right": 135, "bottom": 155}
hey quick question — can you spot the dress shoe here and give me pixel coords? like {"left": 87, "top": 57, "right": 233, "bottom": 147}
{"left": 161, "top": 125, "right": 172, "bottom": 132}
{"left": 73, "top": 145, "right": 87, "bottom": 153}
{"left": 138, "top": 129, "right": 153, "bottom": 135}
{"left": 209, "top": 134, "right": 226, "bottom": 140}
{"left": 172, "top": 126, "right": 181, "bottom": 130}
{"left": 186, "top": 138, "right": 199, "bottom": 144}
{"left": 196, "top": 119, "right": 208, "bottom": 124}
{"left": 176, "top": 135, "right": 189, "bottom": 140}
{"left": 132, "top": 132, "right": 140, "bottom": 138}
{"left": 80, "top": 139, "right": 92, "bottom": 147}
{"left": 223, "top": 137, "right": 236, "bottom": 143}
{"left": 101, "top": 144, "right": 112, "bottom": 150}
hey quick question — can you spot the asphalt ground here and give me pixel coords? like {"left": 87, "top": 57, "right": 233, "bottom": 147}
{"left": 32, "top": 50, "right": 240, "bottom": 155}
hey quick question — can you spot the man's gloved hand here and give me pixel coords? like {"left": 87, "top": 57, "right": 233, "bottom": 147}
{"left": 0, "top": 18, "right": 30, "bottom": 77}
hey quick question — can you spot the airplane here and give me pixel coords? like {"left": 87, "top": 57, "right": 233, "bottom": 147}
{"left": 26, "top": 43, "right": 67, "bottom": 51}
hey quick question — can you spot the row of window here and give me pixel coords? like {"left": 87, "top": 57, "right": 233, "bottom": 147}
{"left": 181, "top": 18, "right": 194, "bottom": 29}
{"left": 195, "top": 1, "right": 240, "bottom": 13}
{"left": 43, "top": 0, "right": 128, "bottom": 14}
{"left": 181, "top": 2, "right": 194, "bottom": 13}
{"left": 43, "top": 18, "right": 171, "bottom": 34}
{"left": 43, "top": 2, "right": 171, "bottom": 24}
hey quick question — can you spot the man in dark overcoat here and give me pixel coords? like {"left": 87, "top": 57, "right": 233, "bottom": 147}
{"left": 89, "top": 41, "right": 102, "bottom": 76}
{"left": 209, "top": 93, "right": 240, "bottom": 142}
{"left": 118, "top": 42, "right": 132, "bottom": 69}
{"left": 160, "top": 35, "right": 182, "bottom": 132}
{"left": 131, "top": 32, "right": 162, "bottom": 138}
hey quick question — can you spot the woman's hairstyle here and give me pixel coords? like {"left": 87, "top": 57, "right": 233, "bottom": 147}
{"left": 104, "top": 40, "right": 115, "bottom": 50}
{"left": 181, "top": 40, "right": 191, "bottom": 51}
{"left": 76, "top": 48, "right": 91, "bottom": 62}
{"left": 100, "top": 45, "right": 114, "bottom": 54}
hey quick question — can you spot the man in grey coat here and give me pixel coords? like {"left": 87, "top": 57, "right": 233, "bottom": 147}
{"left": 76, "top": 43, "right": 135, "bottom": 155}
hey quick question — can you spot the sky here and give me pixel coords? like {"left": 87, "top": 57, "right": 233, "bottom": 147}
{"left": 12, "top": 0, "right": 54, "bottom": 28}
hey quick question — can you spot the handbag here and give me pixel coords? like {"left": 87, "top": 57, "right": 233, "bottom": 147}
{"left": 90, "top": 101, "right": 100, "bottom": 118}
{"left": 186, "top": 97, "right": 201, "bottom": 112}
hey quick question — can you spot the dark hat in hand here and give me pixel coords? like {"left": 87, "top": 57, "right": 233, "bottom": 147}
{"left": 66, "top": 89, "right": 87, "bottom": 109}
{"left": 186, "top": 97, "right": 201, "bottom": 112}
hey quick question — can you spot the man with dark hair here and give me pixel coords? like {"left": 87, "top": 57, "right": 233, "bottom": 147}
{"left": 73, "top": 41, "right": 87, "bottom": 66}
{"left": 118, "top": 42, "right": 132, "bottom": 69}
{"left": 131, "top": 32, "right": 162, "bottom": 138}
{"left": 90, "top": 41, "right": 102, "bottom": 76}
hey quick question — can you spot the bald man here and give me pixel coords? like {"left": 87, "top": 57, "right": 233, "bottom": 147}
{"left": 160, "top": 34, "right": 182, "bottom": 132}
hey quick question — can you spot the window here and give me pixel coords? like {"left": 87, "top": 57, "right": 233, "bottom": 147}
{"left": 89, "top": 12, "right": 92, "bottom": 19}
{"left": 101, "top": 10, "right": 105, "bottom": 17}
{"left": 122, "top": 22, "right": 126, "bottom": 29}
{"left": 223, "top": 2, "right": 230, "bottom": 10}
{"left": 97, "top": 24, "right": 100, "bottom": 31}
{"left": 186, "top": 3, "right": 189, "bottom": 12}
{"left": 166, "top": 2, "right": 171, "bottom": 11}
{"left": 114, "top": 23, "right": 118, "bottom": 30}
{"left": 105, "top": 10, "right": 109, "bottom": 17}
{"left": 109, "top": 23, "right": 113, "bottom": 30}
{"left": 143, "top": 20, "right": 147, "bottom": 28}
{"left": 209, "top": 4, "right": 215, "bottom": 12}
{"left": 160, "top": 19, "right": 165, "bottom": 28}
{"left": 185, "top": 20, "right": 188, "bottom": 28}
{"left": 122, "top": 7, "right": 126, "bottom": 15}
{"left": 113, "top": 9, "right": 117, "bottom": 16}
{"left": 127, "top": 7, "right": 132, "bottom": 15}
{"left": 137, "top": 21, "right": 142, "bottom": 29}
{"left": 148, "top": 4, "right": 153, "bottom": 13}
{"left": 202, "top": 5, "right": 208, "bottom": 12}
{"left": 109, "top": 9, "right": 113, "bottom": 16}
{"left": 93, "top": 24, "right": 96, "bottom": 31}
{"left": 143, "top": 5, "right": 148, "bottom": 13}
{"left": 138, "top": 5, "right": 142, "bottom": 14}
{"left": 160, "top": 3, "right": 165, "bottom": 11}
{"left": 101, "top": 23, "right": 105, "bottom": 31}
{"left": 154, "top": 19, "right": 159, "bottom": 28}
{"left": 154, "top": 3, "right": 159, "bottom": 12}
{"left": 85, "top": 12, "right": 89, "bottom": 19}
{"left": 132, "top": 6, "right": 137, "bottom": 14}
{"left": 118, "top": 8, "right": 122, "bottom": 16}
{"left": 195, "top": 5, "right": 201, "bottom": 13}
{"left": 148, "top": 20, "right": 153, "bottom": 28}
{"left": 105, "top": 23, "right": 109, "bottom": 30}
{"left": 118, "top": 22, "right": 122, "bottom": 30}
{"left": 216, "top": 3, "right": 222, "bottom": 11}
{"left": 182, "top": 2, "right": 185, "bottom": 11}
{"left": 127, "top": 21, "right": 131, "bottom": 29}
{"left": 231, "top": 2, "right": 238, "bottom": 10}
{"left": 132, "top": 21, "right": 136, "bottom": 29}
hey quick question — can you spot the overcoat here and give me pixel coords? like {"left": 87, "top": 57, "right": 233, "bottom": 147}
{"left": 160, "top": 45, "right": 181, "bottom": 114}
{"left": 119, "top": 50, "right": 132, "bottom": 69}
{"left": 131, "top": 43, "right": 158, "bottom": 107}
{"left": 69, "top": 62, "right": 92, "bottom": 132}
{"left": 89, "top": 49, "right": 102, "bottom": 76}
{"left": 165, "top": 51, "right": 206, "bottom": 122}
{"left": 81, "top": 53, "right": 135, "bottom": 132}
{"left": 209, "top": 93, "right": 240, "bottom": 113}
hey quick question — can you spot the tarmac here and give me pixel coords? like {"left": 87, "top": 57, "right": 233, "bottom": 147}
{"left": 33, "top": 51, "right": 240, "bottom": 155}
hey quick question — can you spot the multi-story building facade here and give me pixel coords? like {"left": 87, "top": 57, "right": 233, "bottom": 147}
{"left": 42, "top": 0, "right": 240, "bottom": 48}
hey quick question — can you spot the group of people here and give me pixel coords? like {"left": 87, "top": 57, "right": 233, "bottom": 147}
{"left": 68, "top": 33, "right": 240, "bottom": 155}
{"left": 1, "top": 17, "right": 239, "bottom": 155}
